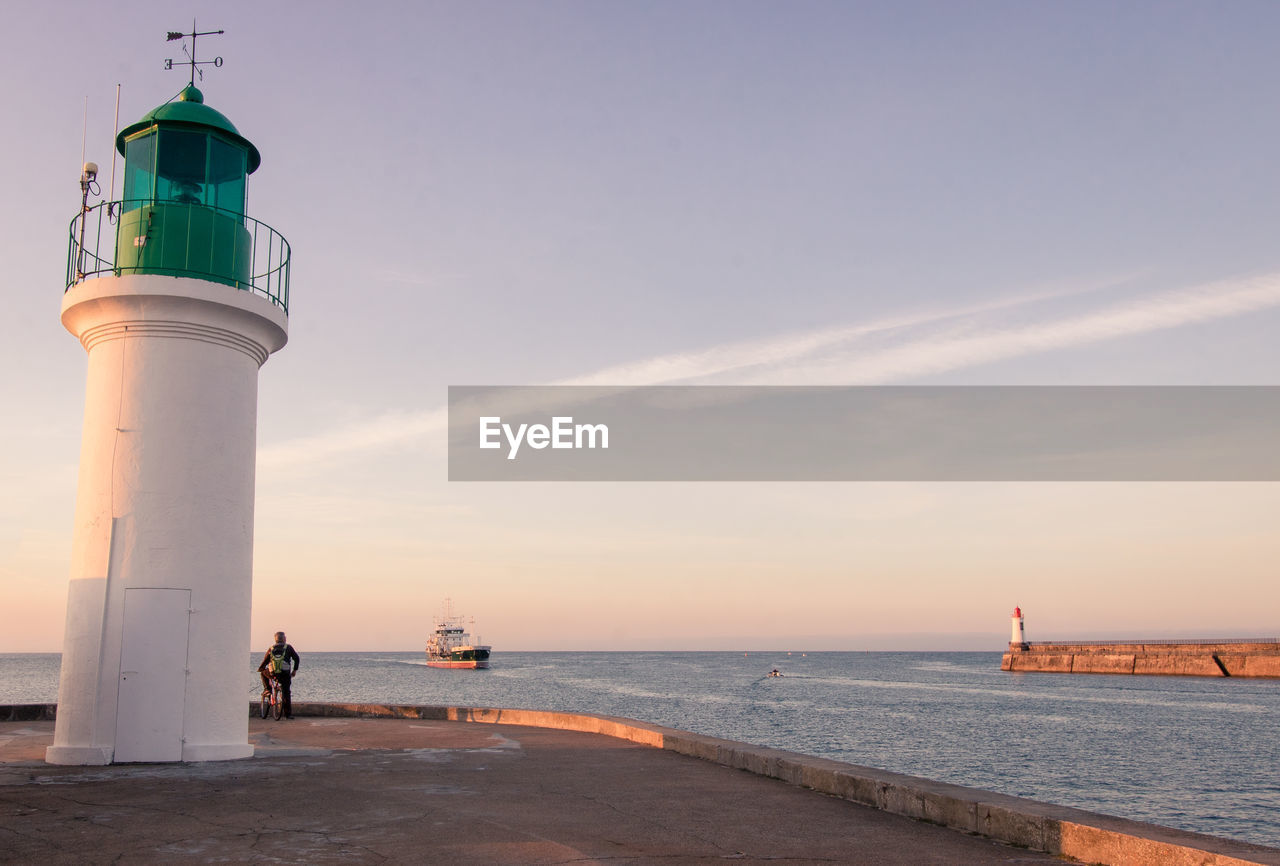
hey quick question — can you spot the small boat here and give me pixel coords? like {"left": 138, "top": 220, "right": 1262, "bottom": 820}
{"left": 768, "top": 668, "right": 782, "bottom": 677}
{"left": 425, "top": 600, "right": 492, "bottom": 669}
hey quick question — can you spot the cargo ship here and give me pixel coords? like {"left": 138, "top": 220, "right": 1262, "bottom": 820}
{"left": 426, "top": 602, "right": 491, "bottom": 669}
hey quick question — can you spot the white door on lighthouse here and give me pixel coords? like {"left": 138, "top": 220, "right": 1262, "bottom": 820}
{"left": 114, "top": 588, "right": 191, "bottom": 762}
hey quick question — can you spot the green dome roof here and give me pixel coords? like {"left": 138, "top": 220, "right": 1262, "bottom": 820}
{"left": 116, "top": 85, "right": 261, "bottom": 173}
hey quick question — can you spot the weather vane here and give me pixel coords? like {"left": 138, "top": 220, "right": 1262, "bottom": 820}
{"left": 164, "top": 22, "right": 225, "bottom": 86}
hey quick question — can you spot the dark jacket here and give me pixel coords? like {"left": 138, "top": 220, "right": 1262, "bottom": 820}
{"left": 258, "top": 642, "right": 300, "bottom": 675}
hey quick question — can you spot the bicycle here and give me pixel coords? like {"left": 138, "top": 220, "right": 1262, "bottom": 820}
{"left": 261, "top": 674, "right": 283, "bottom": 720}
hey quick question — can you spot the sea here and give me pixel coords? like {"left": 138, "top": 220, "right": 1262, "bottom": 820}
{"left": 3, "top": 650, "right": 1277, "bottom": 849}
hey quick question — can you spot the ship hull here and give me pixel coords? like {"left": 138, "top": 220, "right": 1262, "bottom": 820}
{"left": 425, "top": 645, "right": 491, "bottom": 670}
{"left": 426, "top": 658, "right": 490, "bottom": 670}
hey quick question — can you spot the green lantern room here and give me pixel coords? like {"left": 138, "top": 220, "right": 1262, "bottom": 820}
{"left": 114, "top": 84, "right": 263, "bottom": 289}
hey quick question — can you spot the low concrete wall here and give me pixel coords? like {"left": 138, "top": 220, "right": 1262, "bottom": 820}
{"left": 287, "top": 702, "right": 1280, "bottom": 866}
{"left": 1003, "top": 642, "right": 1280, "bottom": 678}
{"left": 0, "top": 704, "right": 56, "bottom": 722}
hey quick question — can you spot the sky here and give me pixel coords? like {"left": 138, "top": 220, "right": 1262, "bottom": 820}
{"left": 3, "top": 0, "right": 1279, "bottom": 652}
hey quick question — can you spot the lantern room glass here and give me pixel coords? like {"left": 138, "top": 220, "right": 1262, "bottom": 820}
{"left": 122, "top": 134, "right": 156, "bottom": 212}
{"left": 121, "top": 129, "right": 248, "bottom": 215}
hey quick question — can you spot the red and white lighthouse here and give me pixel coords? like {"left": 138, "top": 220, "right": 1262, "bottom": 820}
{"left": 1010, "top": 606, "right": 1027, "bottom": 648}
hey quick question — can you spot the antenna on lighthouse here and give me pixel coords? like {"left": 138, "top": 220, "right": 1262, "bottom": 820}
{"left": 75, "top": 161, "right": 99, "bottom": 281}
{"left": 79, "top": 95, "right": 88, "bottom": 174}
{"left": 75, "top": 94, "right": 99, "bottom": 281}
{"left": 107, "top": 84, "right": 121, "bottom": 222}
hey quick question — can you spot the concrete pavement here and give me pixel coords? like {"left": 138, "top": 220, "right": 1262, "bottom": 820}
{"left": 3, "top": 713, "right": 1059, "bottom": 865}
{"left": 3, "top": 705, "right": 1278, "bottom": 865}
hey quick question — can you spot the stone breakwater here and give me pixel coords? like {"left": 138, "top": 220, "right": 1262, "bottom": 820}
{"left": 1002, "top": 640, "right": 1280, "bottom": 677}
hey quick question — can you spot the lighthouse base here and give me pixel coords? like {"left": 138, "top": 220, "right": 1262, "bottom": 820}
{"left": 183, "top": 743, "right": 255, "bottom": 762}
{"left": 44, "top": 745, "right": 112, "bottom": 766}
{"left": 45, "top": 743, "right": 254, "bottom": 765}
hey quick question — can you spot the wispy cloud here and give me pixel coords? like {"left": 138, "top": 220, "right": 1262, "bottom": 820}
{"left": 734, "top": 271, "right": 1280, "bottom": 385}
{"left": 257, "top": 271, "right": 1280, "bottom": 470}
{"left": 552, "top": 278, "right": 1110, "bottom": 387}
{"left": 259, "top": 408, "right": 448, "bottom": 471}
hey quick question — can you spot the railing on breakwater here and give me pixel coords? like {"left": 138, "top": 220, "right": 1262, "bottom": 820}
{"left": 1022, "top": 638, "right": 1279, "bottom": 647}
{"left": 67, "top": 199, "right": 290, "bottom": 313}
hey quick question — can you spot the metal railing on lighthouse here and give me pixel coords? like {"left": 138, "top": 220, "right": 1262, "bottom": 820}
{"left": 67, "top": 199, "right": 291, "bottom": 313}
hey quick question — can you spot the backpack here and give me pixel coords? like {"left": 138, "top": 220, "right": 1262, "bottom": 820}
{"left": 269, "top": 644, "right": 291, "bottom": 674}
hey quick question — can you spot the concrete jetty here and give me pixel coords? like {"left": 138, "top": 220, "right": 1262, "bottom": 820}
{"left": 2, "top": 703, "right": 1278, "bottom": 865}
{"left": 1002, "top": 640, "right": 1280, "bottom": 677}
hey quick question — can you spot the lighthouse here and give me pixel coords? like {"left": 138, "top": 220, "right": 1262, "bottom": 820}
{"left": 1010, "top": 606, "right": 1028, "bottom": 649}
{"left": 47, "top": 54, "right": 290, "bottom": 764}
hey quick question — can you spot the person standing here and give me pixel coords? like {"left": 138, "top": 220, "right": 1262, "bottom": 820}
{"left": 258, "top": 631, "right": 301, "bottom": 719}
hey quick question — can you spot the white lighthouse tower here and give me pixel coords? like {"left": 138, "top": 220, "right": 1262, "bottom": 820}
{"left": 47, "top": 44, "right": 289, "bottom": 764}
{"left": 1010, "top": 606, "right": 1028, "bottom": 649}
